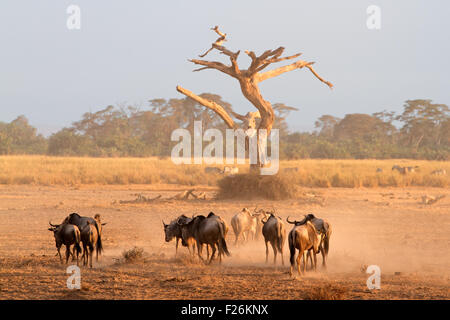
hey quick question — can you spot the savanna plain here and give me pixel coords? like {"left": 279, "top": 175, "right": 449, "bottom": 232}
{"left": 0, "top": 156, "right": 449, "bottom": 300}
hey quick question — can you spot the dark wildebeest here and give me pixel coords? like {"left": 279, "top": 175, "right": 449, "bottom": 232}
{"left": 48, "top": 221, "right": 82, "bottom": 265}
{"left": 178, "top": 212, "right": 230, "bottom": 264}
{"left": 261, "top": 212, "right": 286, "bottom": 266}
{"left": 163, "top": 215, "right": 192, "bottom": 256}
{"left": 289, "top": 213, "right": 332, "bottom": 269}
{"left": 207, "top": 211, "right": 229, "bottom": 238}
{"left": 287, "top": 216, "right": 323, "bottom": 277}
{"left": 63, "top": 213, "right": 105, "bottom": 261}
{"left": 80, "top": 221, "right": 98, "bottom": 268}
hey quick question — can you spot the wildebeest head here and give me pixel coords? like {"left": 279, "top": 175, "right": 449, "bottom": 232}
{"left": 163, "top": 215, "right": 191, "bottom": 242}
{"left": 255, "top": 206, "right": 277, "bottom": 224}
{"left": 48, "top": 221, "right": 61, "bottom": 233}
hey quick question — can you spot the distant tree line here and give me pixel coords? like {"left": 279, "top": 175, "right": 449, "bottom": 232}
{"left": 0, "top": 98, "right": 449, "bottom": 160}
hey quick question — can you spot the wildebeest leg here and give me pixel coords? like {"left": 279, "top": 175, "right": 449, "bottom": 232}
{"left": 89, "top": 246, "right": 93, "bottom": 268}
{"left": 265, "top": 241, "right": 269, "bottom": 264}
{"left": 57, "top": 247, "right": 63, "bottom": 264}
{"left": 296, "top": 249, "right": 303, "bottom": 276}
{"left": 71, "top": 246, "right": 76, "bottom": 261}
{"left": 313, "top": 251, "right": 317, "bottom": 271}
{"left": 81, "top": 245, "right": 85, "bottom": 266}
{"left": 270, "top": 241, "right": 277, "bottom": 265}
{"left": 289, "top": 247, "right": 296, "bottom": 277}
{"left": 321, "top": 243, "right": 327, "bottom": 269}
{"left": 307, "top": 250, "right": 313, "bottom": 270}
{"left": 175, "top": 237, "right": 179, "bottom": 257}
{"left": 302, "top": 251, "right": 308, "bottom": 274}
{"left": 217, "top": 242, "right": 222, "bottom": 264}
{"left": 206, "top": 244, "right": 210, "bottom": 261}
{"left": 209, "top": 244, "right": 217, "bottom": 265}
{"left": 234, "top": 231, "right": 240, "bottom": 246}
{"left": 197, "top": 240, "right": 205, "bottom": 263}
{"left": 65, "top": 245, "right": 71, "bottom": 264}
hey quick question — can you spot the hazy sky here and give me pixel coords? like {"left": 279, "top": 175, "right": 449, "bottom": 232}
{"left": 0, "top": 0, "right": 449, "bottom": 135}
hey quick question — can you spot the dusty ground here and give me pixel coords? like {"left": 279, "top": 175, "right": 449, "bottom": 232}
{"left": 0, "top": 184, "right": 449, "bottom": 300}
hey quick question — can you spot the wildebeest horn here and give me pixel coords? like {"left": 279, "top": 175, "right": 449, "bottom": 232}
{"left": 162, "top": 220, "right": 167, "bottom": 227}
{"left": 286, "top": 216, "right": 297, "bottom": 224}
{"left": 102, "top": 223, "right": 107, "bottom": 226}
{"left": 49, "top": 221, "right": 59, "bottom": 227}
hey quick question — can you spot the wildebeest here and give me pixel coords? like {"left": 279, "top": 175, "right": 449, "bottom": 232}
{"left": 206, "top": 211, "right": 229, "bottom": 237}
{"left": 223, "top": 166, "right": 239, "bottom": 175}
{"left": 231, "top": 208, "right": 259, "bottom": 244}
{"left": 431, "top": 169, "right": 447, "bottom": 176}
{"left": 261, "top": 212, "right": 286, "bottom": 265}
{"left": 204, "top": 167, "right": 222, "bottom": 174}
{"left": 288, "top": 213, "right": 332, "bottom": 269}
{"left": 163, "top": 215, "right": 192, "bottom": 256}
{"left": 178, "top": 212, "right": 230, "bottom": 264}
{"left": 63, "top": 213, "right": 105, "bottom": 261}
{"left": 392, "top": 165, "right": 419, "bottom": 174}
{"left": 80, "top": 221, "right": 98, "bottom": 268}
{"left": 286, "top": 216, "right": 323, "bottom": 277}
{"left": 48, "top": 221, "right": 82, "bottom": 265}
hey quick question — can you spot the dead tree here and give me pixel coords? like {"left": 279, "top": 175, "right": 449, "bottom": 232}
{"left": 177, "top": 26, "right": 333, "bottom": 171}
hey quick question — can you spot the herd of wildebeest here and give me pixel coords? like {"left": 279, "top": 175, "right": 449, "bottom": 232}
{"left": 162, "top": 208, "right": 331, "bottom": 277}
{"left": 48, "top": 208, "right": 331, "bottom": 277}
{"left": 48, "top": 213, "right": 106, "bottom": 268}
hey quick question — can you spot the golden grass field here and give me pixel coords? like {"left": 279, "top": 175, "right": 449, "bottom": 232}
{"left": 0, "top": 156, "right": 448, "bottom": 188}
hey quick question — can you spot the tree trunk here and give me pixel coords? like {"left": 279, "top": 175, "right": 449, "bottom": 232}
{"left": 238, "top": 77, "right": 274, "bottom": 171}
{"left": 177, "top": 26, "right": 333, "bottom": 173}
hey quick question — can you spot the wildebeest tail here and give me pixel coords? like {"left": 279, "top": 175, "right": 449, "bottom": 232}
{"left": 219, "top": 223, "right": 230, "bottom": 257}
{"left": 323, "top": 223, "right": 331, "bottom": 254}
{"left": 288, "top": 230, "right": 296, "bottom": 265}
{"left": 276, "top": 222, "right": 284, "bottom": 252}
{"left": 96, "top": 234, "right": 103, "bottom": 256}
{"left": 323, "top": 236, "right": 329, "bottom": 254}
{"left": 74, "top": 229, "right": 82, "bottom": 255}
{"left": 94, "top": 221, "right": 103, "bottom": 256}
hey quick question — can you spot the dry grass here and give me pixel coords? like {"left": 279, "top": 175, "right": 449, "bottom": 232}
{"left": 0, "top": 155, "right": 448, "bottom": 188}
{"left": 304, "top": 284, "right": 349, "bottom": 300}
{"left": 122, "top": 247, "right": 145, "bottom": 263}
{"left": 217, "top": 174, "right": 299, "bottom": 200}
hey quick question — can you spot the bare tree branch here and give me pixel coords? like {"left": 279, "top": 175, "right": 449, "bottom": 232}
{"left": 213, "top": 44, "right": 241, "bottom": 74}
{"left": 199, "top": 26, "right": 228, "bottom": 58}
{"left": 189, "top": 59, "right": 237, "bottom": 78}
{"left": 176, "top": 86, "right": 236, "bottom": 129}
{"left": 260, "top": 52, "right": 302, "bottom": 66}
{"left": 255, "top": 59, "right": 333, "bottom": 89}
{"left": 256, "top": 60, "right": 312, "bottom": 81}
{"left": 245, "top": 47, "right": 285, "bottom": 73}
{"left": 305, "top": 64, "right": 334, "bottom": 89}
